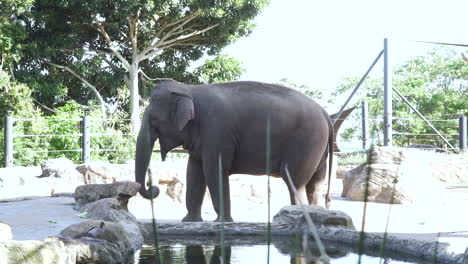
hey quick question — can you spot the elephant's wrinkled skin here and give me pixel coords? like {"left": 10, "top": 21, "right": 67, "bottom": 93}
{"left": 135, "top": 80, "right": 334, "bottom": 222}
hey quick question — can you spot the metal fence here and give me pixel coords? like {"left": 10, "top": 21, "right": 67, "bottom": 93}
{"left": 3, "top": 116, "right": 139, "bottom": 167}
{"left": 3, "top": 109, "right": 467, "bottom": 167}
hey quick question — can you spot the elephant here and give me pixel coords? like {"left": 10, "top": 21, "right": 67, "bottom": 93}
{"left": 135, "top": 80, "right": 334, "bottom": 222}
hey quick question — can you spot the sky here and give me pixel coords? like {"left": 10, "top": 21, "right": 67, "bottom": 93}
{"left": 220, "top": 0, "right": 468, "bottom": 113}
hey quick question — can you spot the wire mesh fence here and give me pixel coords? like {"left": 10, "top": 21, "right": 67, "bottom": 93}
{"left": 2, "top": 110, "right": 467, "bottom": 167}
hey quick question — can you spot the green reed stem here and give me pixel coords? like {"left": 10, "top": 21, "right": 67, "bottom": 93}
{"left": 379, "top": 177, "right": 397, "bottom": 264}
{"left": 266, "top": 117, "right": 271, "bottom": 264}
{"left": 358, "top": 145, "right": 374, "bottom": 263}
{"left": 432, "top": 232, "right": 440, "bottom": 264}
{"left": 218, "top": 153, "right": 225, "bottom": 264}
{"left": 148, "top": 175, "right": 162, "bottom": 264}
{"left": 284, "top": 165, "right": 330, "bottom": 264}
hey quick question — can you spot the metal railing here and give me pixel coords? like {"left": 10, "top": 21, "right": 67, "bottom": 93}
{"left": 3, "top": 111, "right": 467, "bottom": 167}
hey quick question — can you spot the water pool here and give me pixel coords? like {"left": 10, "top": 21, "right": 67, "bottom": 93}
{"left": 138, "top": 237, "right": 423, "bottom": 264}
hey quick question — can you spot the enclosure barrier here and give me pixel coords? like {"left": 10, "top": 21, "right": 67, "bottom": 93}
{"left": 3, "top": 112, "right": 467, "bottom": 167}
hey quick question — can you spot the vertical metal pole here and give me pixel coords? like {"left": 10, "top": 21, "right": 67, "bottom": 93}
{"left": 4, "top": 116, "right": 14, "bottom": 167}
{"left": 361, "top": 101, "right": 369, "bottom": 150}
{"left": 460, "top": 115, "right": 467, "bottom": 152}
{"left": 82, "top": 116, "right": 91, "bottom": 163}
{"left": 383, "top": 38, "right": 393, "bottom": 146}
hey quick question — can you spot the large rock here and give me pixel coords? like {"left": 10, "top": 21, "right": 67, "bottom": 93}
{"left": 61, "top": 236, "right": 123, "bottom": 264}
{"left": 65, "top": 183, "right": 144, "bottom": 262}
{"left": 342, "top": 147, "right": 446, "bottom": 204}
{"left": 74, "top": 181, "right": 141, "bottom": 209}
{"left": 60, "top": 220, "right": 142, "bottom": 260}
{"left": 39, "top": 158, "right": 85, "bottom": 193}
{"left": 272, "top": 205, "right": 355, "bottom": 230}
{"left": 82, "top": 198, "right": 137, "bottom": 223}
{"left": 0, "top": 238, "right": 72, "bottom": 264}
{"left": 0, "top": 222, "right": 12, "bottom": 241}
{"left": 76, "top": 162, "right": 134, "bottom": 184}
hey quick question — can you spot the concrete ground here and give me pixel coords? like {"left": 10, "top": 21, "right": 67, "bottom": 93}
{"left": 1, "top": 185, "right": 466, "bottom": 258}
{"left": 0, "top": 165, "right": 466, "bottom": 258}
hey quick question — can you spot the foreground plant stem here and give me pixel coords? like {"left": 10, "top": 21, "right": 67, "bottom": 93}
{"left": 148, "top": 174, "right": 162, "bottom": 264}
{"left": 284, "top": 165, "right": 330, "bottom": 264}
{"left": 218, "top": 153, "right": 225, "bottom": 264}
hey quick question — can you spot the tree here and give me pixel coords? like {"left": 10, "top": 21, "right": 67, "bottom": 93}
{"left": 0, "top": 0, "right": 32, "bottom": 72}
{"left": 17, "top": 0, "right": 268, "bottom": 130}
{"left": 333, "top": 47, "right": 468, "bottom": 148}
{"left": 195, "top": 54, "right": 245, "bottom": 83}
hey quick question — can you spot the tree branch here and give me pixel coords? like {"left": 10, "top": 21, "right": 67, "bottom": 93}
{"left": 93, "top": 16, "right": 131, "bottom": 71}
{"left": 139, "top": 69, "right": 174, "bottom": 81}
{"left": 44, "top": 60, "right": 107, "bottom": 117}
{"left": 140, "top": 11, "right": 202, "bottom": 58}
{"left": 139, "top": 24, "right": 218, "bottom": 61}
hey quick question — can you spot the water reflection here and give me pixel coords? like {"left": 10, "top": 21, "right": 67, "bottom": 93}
{"left": 138, "top": 240, "right": 421, "bottom": 264}
{"left": 139, "top": 245, "right": 231, "bottom": 264}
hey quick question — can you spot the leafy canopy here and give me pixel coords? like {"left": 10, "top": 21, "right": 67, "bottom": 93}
{"left": 16, "top": 0, "right": 269, "bottom": 108}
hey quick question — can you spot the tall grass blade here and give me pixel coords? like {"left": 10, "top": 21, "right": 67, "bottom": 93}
{"left": 266, "top": 116, "right": 272, "bottom": 264}
{"left": 147, "top": 174, "right": 162, "bottom": 264}
{"left": 432, "top": 232, "right": 440, "bottom": 264}
{"left": 358, "top": 144, "right": 374, "bottom": 263}
{"left": 218, "top": 153, "right": 225, "bottom": 264}
{"left": 284, "top": 165, "right": 330, "bottom": 264}
{"left": 379, "top": 177, "right": 397, "bottom": 264}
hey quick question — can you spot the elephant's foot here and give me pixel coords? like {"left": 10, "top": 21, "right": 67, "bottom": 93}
{"left": 214, "top": 215, "right": 234, "bottom": 222}
{"left": 182, "top": 213, "right": 203, "bottom": 222}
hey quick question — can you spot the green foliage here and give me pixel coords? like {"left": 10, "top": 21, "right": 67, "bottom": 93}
{"left": 333, "top": 47, "right": 468, "bottom": 148}
{"left": 16, "top": 0, "right": 269, "bottom": 107}
{"left": 0, "top": 0, "right": 32, "bottom": 69}
{"left": 195, "top": 54, "right": 245, "bottom": 83}
{"left": 0, "top": 70, "right": 48, "bottom": 166}
{"left": 44, "top": 101, "right": 84, "bottom": 163}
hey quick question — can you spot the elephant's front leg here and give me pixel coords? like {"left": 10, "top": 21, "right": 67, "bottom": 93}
{"left": 182, "top": 156, "right": 206, "bottom": 222}
{"left": 203, "top": 152, "right": 234, "bottom": 222}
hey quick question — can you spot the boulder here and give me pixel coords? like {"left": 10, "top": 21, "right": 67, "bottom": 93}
{"left": 342, "top": 147, "right": 446, "bottom": 204}
{"left": 60, "top": 220, "right": 142, "bottom": 259}
{"left": 336, "top": 164, "right": 357, "bottom": 180}
{"left": 61, "top": 236, "right": 123, "bottom": 264}
{"left": 39, "top": 158, "right": 85, "bottom": 193}
{"left": 66, "top": 182, "right": 144, "bottom": 262}
{"left": 272, "top": 205, "right": 355, "bottom": 230}
{"left": 76, "top": 162, "right": 134, "bottom": 184}
{"left": 81, "top": 198, "right": 137, "bottom": 223}
{"left": 0, "top": 222, "right": 12, "bottom": 241}
{"left": 0, "top": 238, "right": 72, "bottom": 264}
{"left": 74, "top": 181, "right": 140, "bottom": 209}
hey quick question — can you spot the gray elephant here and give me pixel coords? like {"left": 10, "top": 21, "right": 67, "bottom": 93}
{"left": 135, "top": 80, "right": 334, "bottom": 222}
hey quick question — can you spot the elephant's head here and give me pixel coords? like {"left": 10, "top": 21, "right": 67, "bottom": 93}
{"left": 135, "top": 81, "right": 194, "bottom": 199}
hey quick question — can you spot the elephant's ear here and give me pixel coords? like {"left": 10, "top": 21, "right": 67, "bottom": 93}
{"left": 172, "top": 92, "right": 194, "bottom": 132}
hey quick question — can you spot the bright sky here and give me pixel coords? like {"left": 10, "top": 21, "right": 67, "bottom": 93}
{"left": 222, "top": 0, "right": 468, "bottom": 112}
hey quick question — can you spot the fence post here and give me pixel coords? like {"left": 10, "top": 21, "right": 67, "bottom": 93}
{"left": 4, "top": 116, "right": 14, "bottom": 167}
{"left": 361, "top": 101, "right": 369, "bottom": 150}
{"left": 82, "top": 116, "right": 91, "bottom": 163}
{"left": 460, "top": 115, "right": 467, "bottom": 152}
{"left": 383, "top": 38, "right": 393, "bottom": 146}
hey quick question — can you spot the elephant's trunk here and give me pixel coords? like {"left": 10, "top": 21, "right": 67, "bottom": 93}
{"left": 135, "top": 108, "right": 160, "bottom": 200}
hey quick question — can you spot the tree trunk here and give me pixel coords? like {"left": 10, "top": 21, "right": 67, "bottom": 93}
{"left": 129, "top": 63, "right": 140, "bottom": 132}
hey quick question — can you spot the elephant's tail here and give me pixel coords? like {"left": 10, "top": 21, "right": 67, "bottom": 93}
{"left": 325, "top": 117, "right": 334, "bottom": 209}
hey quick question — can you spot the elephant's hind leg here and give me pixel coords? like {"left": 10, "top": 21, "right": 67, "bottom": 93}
{"left": 306, "top": 153, "right": 328, "bottom": 205}
{"left": 280, "top": 163, "right": 310, "bottom": 206}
